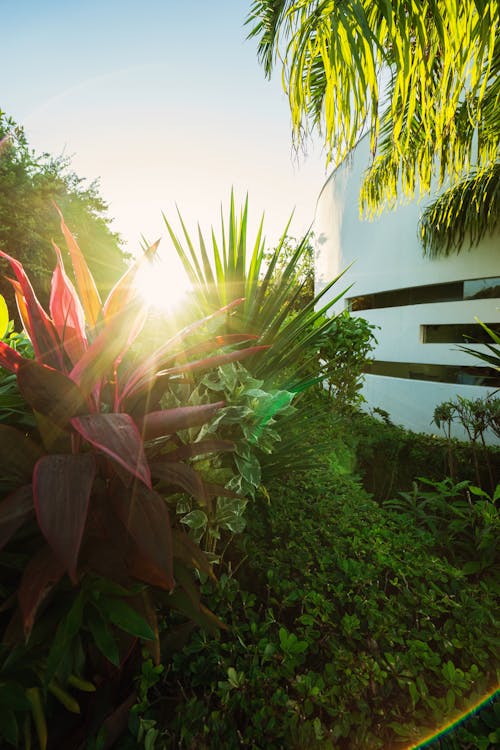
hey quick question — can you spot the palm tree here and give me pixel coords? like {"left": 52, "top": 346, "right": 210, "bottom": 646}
{"left": 247, "top": 1, "right": 499, "bottom": 254}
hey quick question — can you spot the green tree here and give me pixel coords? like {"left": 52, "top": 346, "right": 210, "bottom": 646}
{"left": 247, "top": 1, "right": 499, "bottom": 254}
{"left": 0, "top": 109, "right": 129, "bottom": 322}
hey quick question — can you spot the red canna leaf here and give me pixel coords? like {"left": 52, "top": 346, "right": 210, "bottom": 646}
{"left": 0, "top": 339, "right": 24, "bottom": 373}
{"left": 18, "top": 544, "right": 66, "bottom": 637}
{"left": 33, "top": 454, "right": 96, "bottom": 582}
{"left": 137, "top": 402, "right": 225, "bottom": 440}
{"left": 54, "top": 203, "right": 102, "bottom": 330}
{"left": 17, "top": 360, "right": 88, "bottom": 425}
{"left": 50, "top": 242, "right": 88, "bottom": 365}
{"left": 110, "top": 482, "right": 174, "bottom": 590}
{"left": 0, "top": 250, "right": 63, "bottom": 370}
{"left": 0, "top": 485, "right": 34, "bottom": 551}
{"left": 71, "top": 413, "right": 151, "bottom": 488}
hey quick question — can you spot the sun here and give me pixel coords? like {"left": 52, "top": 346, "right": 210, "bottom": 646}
{"left": 134, "top": 254, "right": 192, "bottom": 314}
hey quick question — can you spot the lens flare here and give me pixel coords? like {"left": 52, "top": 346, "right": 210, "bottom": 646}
{"left": 408, "top": 685, "right": 499, "bottom": 749}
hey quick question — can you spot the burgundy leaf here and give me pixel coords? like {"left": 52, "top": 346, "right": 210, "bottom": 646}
{"left": 137, "top": 402, "right": 225, "bottom": 440}
{"left": 33, "top": 454, "right": 96, "bottom": 582}
{"left": 166, "top": 439, "right": 235, "bottom": 462}
{"left": 0, "top": 250, "right": 64, "bottom": 370}
{"left": 50, "top": 242, "right": 88, "bottom": 364}
{"left": 149, "top": 461, "right": 208, "bottom": 504}
{"left": 0, "top": 485, "right": 34, "bottom": 551}
{"left": 18, "top": 544, "right": 65, "bottom": 637}
{"left": 110, "top": 482, "right": 174, "bottom": 590}
{"left": 17, "top": 360, "right": 88, "bottom": 426}
{"left": 71, "top": 413, "right": 151, "bottom": 488}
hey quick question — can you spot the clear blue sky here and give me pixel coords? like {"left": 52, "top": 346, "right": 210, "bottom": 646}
{"left": 2, "top": 0, "right": 328, "bottom": 261}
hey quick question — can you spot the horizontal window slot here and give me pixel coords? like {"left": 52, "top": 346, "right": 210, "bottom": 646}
{"left": 348, "top": 276, "right": 500, "bottom": 312}
{"left": 363, "top": 360, "right": 500, "bottom": 387}
{"left": 421, "top": 323, "right": 500, "bottom": 344}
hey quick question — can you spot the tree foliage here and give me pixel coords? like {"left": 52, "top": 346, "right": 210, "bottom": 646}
{"left": 0, "top": 110, "right": 129, "bottom": 323}
{"left": 247, "top": 1, "right": 500, "bottom": 251}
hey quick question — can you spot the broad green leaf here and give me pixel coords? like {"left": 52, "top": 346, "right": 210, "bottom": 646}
{"left": 87, "top": 608, "right": 120, "bottom": 666}
{"left": 100, "top": 598, "right": 155, "bottom": 641}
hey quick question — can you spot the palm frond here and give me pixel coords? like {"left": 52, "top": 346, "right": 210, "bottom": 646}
{"left": 419, "top": 163, "right": 500, "bottom": 257}
{"left": 247, "top": 1, "right": 499, "bottom": 209}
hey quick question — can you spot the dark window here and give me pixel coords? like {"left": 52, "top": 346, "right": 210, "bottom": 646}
{"left": 348, "top": 276, "right": 500, "bottom": 311}
{"left": 363, "top": 360, "right": 500, "bottom": 387}
{"left": 422, "top": 323, "right": 500, "bottom": 344}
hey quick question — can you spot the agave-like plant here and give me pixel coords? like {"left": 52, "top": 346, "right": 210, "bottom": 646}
{"left": 164, "top": 193, "right": 349, "bottom": 392}
{"left": 0, "top": 209, "right": 266, "bottom": 746}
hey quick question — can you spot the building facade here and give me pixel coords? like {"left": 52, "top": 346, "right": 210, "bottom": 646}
{"left": 314, "top": 139, "right": 500, "bottom": 441}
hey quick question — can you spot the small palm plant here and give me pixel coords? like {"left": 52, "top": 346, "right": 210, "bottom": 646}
{"left": 0, "top": 209, "right": 265, "bottom": 748}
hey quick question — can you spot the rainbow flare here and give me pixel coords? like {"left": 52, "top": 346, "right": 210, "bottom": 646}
{"left": 408, "top": 684, "right": 499, "bottom": 748}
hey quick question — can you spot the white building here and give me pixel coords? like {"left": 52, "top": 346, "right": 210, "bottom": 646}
{"left": 314, "top": 138, "right": 500, "bottom": 441}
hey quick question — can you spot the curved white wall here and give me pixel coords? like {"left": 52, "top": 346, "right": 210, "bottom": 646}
{"left": 314, "top": 138, "right": 500, "bottom": 442}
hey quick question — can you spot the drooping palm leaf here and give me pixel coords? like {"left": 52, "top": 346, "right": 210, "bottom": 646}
{"left": 247, "top": 1, "right": 499, "bottom": 212}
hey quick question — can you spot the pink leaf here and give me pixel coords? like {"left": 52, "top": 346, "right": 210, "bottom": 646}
{"left": 137, "top": 402, "right": 225, "bottom": 440}
{"left": 18, "top": 544, "right": 65, "bottom": 637}
{"left": 33, "top": 454, "right": 96, "bottom": 582}
{"left": 50, "top": 242, "right": 88, "bottom": 365}
{"left": 0, "top": 485, "right": 34, "bottom": 551}
{"left": 70, "top": 302, "right": 144, "bottom": 395}
{"left": 160, "top": 345, "right": 270, "bottom": 377}
{"left": 54, "top": 203, "right": 102, "bottom": 330}
{"left": 71, "top": 413, "right": 151, "bottom": 488}
{"left": 110, "top": 482, "right": 174, "bottom": 590}
{"left": 0, "top": 250, "right": 63, "bottom": 370}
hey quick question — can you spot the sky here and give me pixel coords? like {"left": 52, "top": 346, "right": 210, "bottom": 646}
{"left": 2, "top": 0, "right": 330, "bottom": 287}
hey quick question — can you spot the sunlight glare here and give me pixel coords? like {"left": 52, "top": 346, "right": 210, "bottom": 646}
{"left": 134, "top": 254, "right": 191, "bottom": 314}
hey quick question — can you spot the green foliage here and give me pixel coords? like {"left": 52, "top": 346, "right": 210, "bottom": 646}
{"left": 351, "top": 411, "right": 500, "bottom": 502}
{"left": 164, "top": 193, "right": 348, "bottom": 392}
{"left": 0, "top": 110, "right": 128, "bottom": 324}
{"left": 246, "top": 2, "right": 499, "bottom": 228}
{"left": 140, "top": 466, "right": 498, "bottom": 749}
{"left": 319, "top": 311, "right": 377, "bottom": 412}
{"left": 383, "top": 478, "right": 499, "bottom": 574}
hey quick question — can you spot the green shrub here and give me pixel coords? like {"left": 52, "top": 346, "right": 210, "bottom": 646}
{"left": 351, "top": 411, "right": 500, "bottom": 501}
{"left": 135, "top": 468, "right": 498, "bottom": 750}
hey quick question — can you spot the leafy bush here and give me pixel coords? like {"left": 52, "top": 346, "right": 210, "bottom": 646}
{"left": 132, "top": 466, "right": 498, "bottom": 749}
{"left": 351, "top": 411, "right": 500, "bottom": 502}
